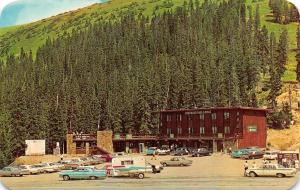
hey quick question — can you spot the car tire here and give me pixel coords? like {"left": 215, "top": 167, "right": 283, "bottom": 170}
{"left": 249, "top": 172, "right": 256, "bottom": 177}
{"left": 180, "top": 163, "right": 184, "bottom": 167}
{"left": 90, "top": 176, "right": 97, "bottom": 180}
{"left": 163, "top": 163, "right": 167, "bottom": 167}
{"left": 137, "top": 173, "right": 144, "bottom": 179}
{"left": 63, "top": 175, "right": 70, "bottom": 181}
{"left": 276, "top": 173, "right": 284, "bottom": 178}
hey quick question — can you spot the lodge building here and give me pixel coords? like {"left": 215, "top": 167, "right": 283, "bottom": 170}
{"left": 66, "top": 107, "right": 268, "bottom": 155}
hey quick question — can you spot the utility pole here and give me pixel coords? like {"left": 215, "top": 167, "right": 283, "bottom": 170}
{"left": 288, "top": 84, "right": 292, "bottom": 109}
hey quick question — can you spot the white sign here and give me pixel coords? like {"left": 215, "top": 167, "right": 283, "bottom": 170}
{"left": 25, "top": 140, "right": 46, "bottom": 156}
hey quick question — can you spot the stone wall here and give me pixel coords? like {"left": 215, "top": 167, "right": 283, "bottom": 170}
{"left": 97, "top": 131, "right": 113, "bottom": 154}
{"left": 66, "top": 134, "right": 76, "bottom": 155}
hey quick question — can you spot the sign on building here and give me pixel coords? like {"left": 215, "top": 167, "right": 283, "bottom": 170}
{"left": 25, "top": 140, "right": 46, "bottom": 156}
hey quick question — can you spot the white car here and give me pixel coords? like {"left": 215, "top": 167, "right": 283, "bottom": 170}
{"left": 19, "top": 165, "right": 40, "bottom": 175}
{"left": 156, "top": 147, "right": 170, "bottom": 155}
{"left": 50, "top": 162, "right": 65, "bottom": 170}
{"left": 263, "top": 150, "right": 278, "bottom": 160}
{"left": 34, "top": 163, "right": 57, "bottom": 173}
{"left": 246, "top": 164, "right": 297, "bottom": 178}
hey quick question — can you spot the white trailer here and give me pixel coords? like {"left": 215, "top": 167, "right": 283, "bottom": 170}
{"left": 108, "top": 156, "right": 159, "bottom": 179}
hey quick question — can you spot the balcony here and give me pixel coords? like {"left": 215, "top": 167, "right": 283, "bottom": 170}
{"left": 73, "top": 134, "right": 97, "bottom": 141}
{"left": 158, "top": 135, "right": 239, "bottom": 141}
{"left": 113, "top": 134, "right": 158, "bottom": 141}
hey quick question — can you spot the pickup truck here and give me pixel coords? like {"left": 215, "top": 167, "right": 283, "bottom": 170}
{"left": 246, "top": 164, "right": 297, "bottom": 178}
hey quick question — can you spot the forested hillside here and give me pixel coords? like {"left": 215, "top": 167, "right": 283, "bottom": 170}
{"left": 0, "top": 0, "right": 289, "bottom": 167}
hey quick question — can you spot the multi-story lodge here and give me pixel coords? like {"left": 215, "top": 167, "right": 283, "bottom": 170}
{"left": 158, "top": 107, "right": 268, "bottom": 152}
{"left": 66, "top": 107, "right": 269, "bottom": 155}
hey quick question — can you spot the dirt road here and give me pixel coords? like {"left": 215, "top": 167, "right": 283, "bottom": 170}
{"left": 1, "top": 154, "right": 299, "bottom": 190}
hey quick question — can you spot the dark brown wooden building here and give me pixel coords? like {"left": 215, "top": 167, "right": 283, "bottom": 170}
{"left": 158, "top": 107, "right": 268, "bottom": 151}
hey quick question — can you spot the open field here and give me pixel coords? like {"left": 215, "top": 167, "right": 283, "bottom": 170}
{"left": 1, "top": 154, "right": 298, "bottom": 190}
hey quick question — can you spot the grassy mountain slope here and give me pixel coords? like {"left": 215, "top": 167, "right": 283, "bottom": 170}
{"left": 0, "top": 0, "right": 298, "bottom": 81}
{"left": 0, "top": 0, "right": 186, "bottom": 59}
{"left": 257, "top": 0, "right": 298, "bottom": 82}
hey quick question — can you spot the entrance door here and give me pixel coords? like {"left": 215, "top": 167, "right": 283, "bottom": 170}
{"left": 139, "top": 143, "right": 145, "bottom": 153}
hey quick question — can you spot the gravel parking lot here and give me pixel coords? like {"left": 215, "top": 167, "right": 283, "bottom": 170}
{"left": 1, "top": 154, "right": 299, "bottom": 190}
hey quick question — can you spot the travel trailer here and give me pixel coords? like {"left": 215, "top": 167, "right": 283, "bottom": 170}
{"left": 107, "top": 156, "right": 162, "bottom": 179}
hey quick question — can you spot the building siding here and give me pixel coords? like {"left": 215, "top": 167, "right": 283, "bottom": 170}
{"left": 159, "top": 107, "right": 268, "bottom": 149}
{"left": 238, "top": 110, "right": 267, "bottom": 148}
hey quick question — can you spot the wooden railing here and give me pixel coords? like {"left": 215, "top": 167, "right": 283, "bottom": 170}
{"left": 113, "top": 134, "right": 158, "bottom": 140}
{"left": 73, "top": 134, "right": 97, "bottom": 141}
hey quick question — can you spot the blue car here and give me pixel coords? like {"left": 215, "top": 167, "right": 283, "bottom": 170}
{"left": 231, "top": 149, "right": 250, "bottom": 158}
{"left": 146, "top": 147, "right": 157, "bottom": 155}
{"left": 59, "top": 168, "right": 106, "bottom": 180}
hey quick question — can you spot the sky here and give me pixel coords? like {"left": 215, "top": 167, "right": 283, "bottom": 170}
{"left": 287, "top": 0, "right": 300, "bottom": 15}
{"left": 0, "top": 0, "right": 16, "bottom": 15}
{"left": 0, "top": 0, "right": 106, "bottom": 27}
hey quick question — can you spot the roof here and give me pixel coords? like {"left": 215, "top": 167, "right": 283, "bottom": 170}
{"left": 279, "top": 151, "right": 299, "bottom": 154}
{"left": 156, "top": 107, "right": 270, "bottom": 113}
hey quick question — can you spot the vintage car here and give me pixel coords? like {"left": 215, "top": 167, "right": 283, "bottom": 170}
{"left": 0, "top": 167, "right": 25, "bottom": 177}
{"left": 50, "top": 162, "right": 65, "bottom": 170}
{"left": 160, "top": 157, "right": 192, "bottom": 167}
{"left": 112, "top": 152, "right": 126, "bottom": 157}
{"left": 246, "top": 164, "right": 297, "bottom": 178}
{"left": 59, "top": 168, "right": 106, "bottom": 180}
{"left": 231, "top": 149, "right": 250, "bottom": 158}
{"left": 19, "top": 165, "right": 40, "bottom": 175}
{"left": 156, "top": 146, "right": 171, "bottom": 155}
{"left": 64, "top": 158, "right": 85, "bottom": 170}
{"left": 172, "top": 148, "right": 189, "bottom": 156}
{"left": 146, "top": 147, "right": 158, "bottom": 155}
{"left": 34, "top": 163, "right": 58, "bottom": 173}
{"left": 192, "top": 148, "right": 211, "bottom": 157}
{"left": 241, "top": 150, "right": 264, "bottom": 160}
{"left": 263, "top": 150, "right": 279, "bottom": 160}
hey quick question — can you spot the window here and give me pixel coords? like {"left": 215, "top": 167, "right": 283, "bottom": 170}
{"left": 225, "top": 126, "right": 230, "bottom": 134}
{"left": 212, "top": 125, "right": 217, "bottom": 134}
{"left": 167, "top": 114, "right": 172, "bottom": 122}
{"left": 200, "top": 127, "right": 205, "bottom": 134}
{"left": 236, "top": 111, "right": 240, "bottom": 122}
{"left": 224, "top": 112, "right": 230, "bottom": 120}
{"left": 188, "top": 127, "right": 193, "bottom": 134}
{"left": 248, "top": 125, "right": 257, "bottom": 133}
{"left": 188, "top": 115, "right": 193, "bottom": 128}
{"left": 199, "top": 112, "right": 204, "bottom": 120}
{"left": 167, "top": 128, "right": 172, "bottom": 135}
{"left": 212, "top": 113, "right": 217, "bottom": 120}
{"left": 121, "top": 160, "right": 134, "bottom": 165}
{"left": 177, "top": 127, "right": 182, "bottom": 135}
{"left": 177, "top": 114, "right": 182, "bottom": 122}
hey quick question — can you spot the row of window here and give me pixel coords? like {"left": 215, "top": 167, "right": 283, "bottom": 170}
{"left": 168, "top": 126, "right": 231, "bottom": 135}
{"left": 166, "top": 112, "right": 238, "bottom": 122}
